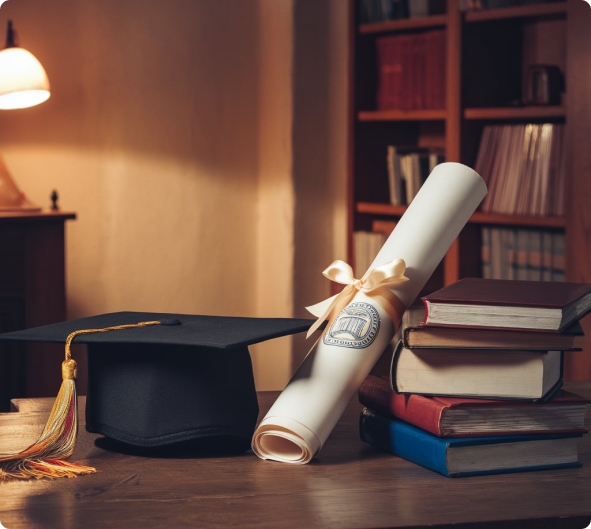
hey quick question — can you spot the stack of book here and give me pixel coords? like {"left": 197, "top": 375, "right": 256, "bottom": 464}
{"left": 475, "top": 123, "right": 565, "bottom": 217}
{"left": 376, "top": 31, "right": 446, "bottom": 111}
{"left": 387, "top": 147, "right": 445, "bottom": 206}
{"left": 359, "top": 278, "right": 591, "bottom": 477}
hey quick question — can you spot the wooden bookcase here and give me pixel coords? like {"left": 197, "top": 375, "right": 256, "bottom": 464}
{"left": 347, "top": 0, "right": 591, "bottom": 379}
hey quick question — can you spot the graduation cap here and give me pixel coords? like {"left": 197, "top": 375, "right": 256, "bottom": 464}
{"left": 0, "top": 312, "right": 313, "bottom": 480}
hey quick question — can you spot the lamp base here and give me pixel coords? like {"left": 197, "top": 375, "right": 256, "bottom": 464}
{"left": 0, "top": 155, "right": 41, "bottom": 212}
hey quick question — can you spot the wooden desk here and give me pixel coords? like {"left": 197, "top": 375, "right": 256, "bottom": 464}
{"left": 1, "top": 383, "right": 591, "bottom": 529}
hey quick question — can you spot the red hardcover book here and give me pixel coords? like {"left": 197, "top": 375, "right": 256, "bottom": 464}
{"left": 358, "top": 375, "right": 589, "bottom": 438}
{"left": 376, "top": 37, "right": 390, "bottom": 109}
{"left": 422, "top": 278, "right": 591, "bottom": 332}
{"left": 412, "top": 34, "right": 426, "bottom": 110}
{"left": 424, "top": 30, "right": 446, "bottom": 110}
{"left": 399, "top": 34, "right": 413, "bottom": 111}
{"left": 425, "top": 31, "right": 436, "bottom": 109}
{"left": 376, "top": 36, "right": 403, "bottom": 110}
{"left": 436, "top": 30, "right": 446, "bottom": 109}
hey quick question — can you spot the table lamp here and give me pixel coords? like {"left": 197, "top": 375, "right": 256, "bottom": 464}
{"left": 0, "top": 20, "right": 50, "bottom": 212}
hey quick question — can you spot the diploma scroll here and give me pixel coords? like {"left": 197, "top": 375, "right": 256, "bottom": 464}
{"left": 252, "top": 163, "right": 487, "bottom": 464}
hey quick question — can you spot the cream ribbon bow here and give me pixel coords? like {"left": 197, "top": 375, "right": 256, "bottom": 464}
{"left": 305, "top": 258, "right": 409, "bottom": 338}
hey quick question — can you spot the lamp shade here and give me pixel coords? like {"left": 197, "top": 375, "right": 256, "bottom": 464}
{"left": 0, "top": 46, "right": 50, "bottom": 110}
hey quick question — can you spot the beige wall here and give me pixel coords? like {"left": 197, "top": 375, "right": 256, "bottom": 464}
{"left": 0, "top": 0, "right": 348, "bottom": 389}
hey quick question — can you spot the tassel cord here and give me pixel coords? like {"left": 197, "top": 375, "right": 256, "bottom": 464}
{"left": 0, "top": 320, "right": 163, "bottom": 481}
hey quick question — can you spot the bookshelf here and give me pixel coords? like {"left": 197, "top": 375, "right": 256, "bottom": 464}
{"left": 348, "top": 0, "right": 591, "bottom": 379}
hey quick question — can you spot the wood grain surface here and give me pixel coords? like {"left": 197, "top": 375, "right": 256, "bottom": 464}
{"left": 1, "top": 385, "right": 591, "bottom": 529}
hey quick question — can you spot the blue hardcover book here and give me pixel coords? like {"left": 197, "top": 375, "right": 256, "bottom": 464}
{"left": 360, "top": 409, "right": 583, "bottom": 478}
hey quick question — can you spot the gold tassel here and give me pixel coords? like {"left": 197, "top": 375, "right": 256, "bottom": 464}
{"left": 0, "top": 320, "right": 162, "bottom": 481}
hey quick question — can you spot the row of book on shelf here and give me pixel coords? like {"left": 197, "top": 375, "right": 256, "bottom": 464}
{"left": 359, "top": 0, "right": 445, "bottom": 23}
{"left": 355, "top": 226, "right": 565, "bottom": 282}
{"left": 376, "top": 30, "right": 446, "bottom": 111}
{"left": 459, "top": 0, "right": 561, "bottom": 11}
{"left": 475, "top": 124, "right": 565, "bottom": 217}
{"left": 382, "top": 123, "right": 565, "bottom": 216}
{"left": 358, "top": 278, "right": 591, "bottom": 477}
{"left": 359, "top": 0, "right": 560, "bottom": 21}
{"left": 387, "top": 148, "right": 445, "bottom": 206}
{"left": 482, "top": 227, "right": 565, "bottom": 282}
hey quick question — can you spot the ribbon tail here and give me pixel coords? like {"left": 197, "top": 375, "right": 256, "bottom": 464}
{"left": 306, "top": 294, "right": 340, "bottom": 318}
{"left": 305, "top": 287, "right": 355, "bottom": 339}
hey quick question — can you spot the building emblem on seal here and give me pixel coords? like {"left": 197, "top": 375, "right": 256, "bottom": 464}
{"left": 323, "top": 302, "right": 380, "bottom": 349}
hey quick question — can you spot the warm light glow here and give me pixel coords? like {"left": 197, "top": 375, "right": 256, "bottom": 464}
{"left": 0, "top": 47, "right": 50, "bottom": 110}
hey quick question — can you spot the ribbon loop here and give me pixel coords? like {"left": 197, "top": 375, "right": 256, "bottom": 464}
{"left": 322, "top": 260, "right": 356, "bottom": 285}
{"left": 305, "top": 258, "right": 408, "bottom": 338}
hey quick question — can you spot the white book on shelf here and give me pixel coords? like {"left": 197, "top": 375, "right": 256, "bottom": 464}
{"left": 520, "top": 124, "right": 540, "bottom": 216}
{"left": 492, "top": 125, "right": 512, "bottom": 214}
{"left": 532, "top": 124, "right": 551, "bottom": 216}
{"left": 410, "top": 154, "right": 422, "bottom": 204}
{"left": 387, "top": 146, "right": 399, "bottom": 206}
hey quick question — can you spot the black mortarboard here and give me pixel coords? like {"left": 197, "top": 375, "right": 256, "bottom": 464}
{"left": 0, "top": 311, "right": 313, "bottom": 480}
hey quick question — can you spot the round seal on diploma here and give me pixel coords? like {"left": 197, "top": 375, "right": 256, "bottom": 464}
{"left": 323, "top": 302, "right": 380, "bottom": 349}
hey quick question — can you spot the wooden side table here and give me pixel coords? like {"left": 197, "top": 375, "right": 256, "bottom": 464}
{"left": 0, "top": 211, "right": 76, "bottom": 410}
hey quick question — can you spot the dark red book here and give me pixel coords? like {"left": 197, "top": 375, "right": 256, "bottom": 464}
{"left": 422, "top": 278, "right": 591, "bottom": 332}
{"left": 411, "top": 34, "right": 426, "bottom": 110}
{"left": 436, "top": 30, "right": 446, "bottom": 109}
{"left": 358, "top": 375, "right": 589, "bottom": 438}
{"left": 425, "top": 30, "right": 446, "bottom": 110}
{"left": 376, "top": 36, "right": 403, "bottom": 110}
{"left": 401, "top": 304, "right": 584, "bottom": 350}
{"left": 400, "top": 34, "right": 413, "bottom": 111}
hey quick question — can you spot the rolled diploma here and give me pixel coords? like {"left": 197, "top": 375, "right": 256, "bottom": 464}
{"left": 252, "top": 162, "right": 487, "bottom": 463}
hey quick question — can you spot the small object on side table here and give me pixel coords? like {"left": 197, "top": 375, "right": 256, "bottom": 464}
{"left": 51, "top": 189, "right": 59, "bottom": 211}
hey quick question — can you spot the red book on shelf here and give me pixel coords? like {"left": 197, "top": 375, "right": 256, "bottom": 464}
{"left": 436, "top": 30, "right": 446, "bottom": 109}
{"left": 422, "top": 278, "right": 591, "bottom": 332}
{"left": 358, "top": 375, "right": 589, "bottom": 438}
{"left": 376, "top": 36, "right": 403, "bottom": 110}
{"left": 412, "top": 33, "right": 426, "bottom": 110}
{"left": 425, "top": 31, "right": 435, "bottom": 109}
{"left": 376, "top": 37, "right": 390, "bottom": 109}
{"left": 399, "top": 34, "right": 413, "bottom": 111}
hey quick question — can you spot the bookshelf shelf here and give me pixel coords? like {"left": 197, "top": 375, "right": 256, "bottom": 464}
{"left": 469, "top": 212, "right": 566, "bottom": 228}
{"left": 356, "top": 202, "right": 406, "bottom": 216}
{"left": 356, "top": 203, "right": 566, "bottom": 228}
{"left": 358, "top": 110, "right": 447, "bottom": 121}
{"left": 359, "top": 15, "right": 448, "bottom": 34}
{"left": 464, "top": 106, "right": 566, "bottom": 120}
{"left": 464, "top": 2, "right": 567, "bottom": 23}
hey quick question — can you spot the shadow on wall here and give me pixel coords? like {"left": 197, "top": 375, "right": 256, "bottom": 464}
{"left": 292, "top": 0, "right": 348, "bottom": 369}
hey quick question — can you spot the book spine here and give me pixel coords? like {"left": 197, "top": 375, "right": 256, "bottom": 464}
{"left": 358, "top": 376, "right": 445, "bottom": 436}
{"left": 453, "top": 462, "right": 582, "bottom": 479}
{"left": 481, "top": 227, "right": 491, "bottom": 279}
{"left": 359, "top": 410, "right": 450, "bottom": 476}
{"left": 552, "top": 232, "right": 566, "bottom": 282}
